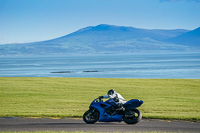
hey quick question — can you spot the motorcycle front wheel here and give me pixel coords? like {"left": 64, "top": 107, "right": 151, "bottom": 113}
{"left": 123, "top": 109, "right": 142, "bottom": 124}
{"left": 83, "top": 108, "right": 99, "bottom": 124}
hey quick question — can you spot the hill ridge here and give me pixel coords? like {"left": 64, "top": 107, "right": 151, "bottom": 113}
{"left": 0, "top": 24, "right": 199, "bottom": 56}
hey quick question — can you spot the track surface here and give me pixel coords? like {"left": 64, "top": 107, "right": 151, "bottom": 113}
{"left": 0, "top": 117, "right": 200, "bottom": 132}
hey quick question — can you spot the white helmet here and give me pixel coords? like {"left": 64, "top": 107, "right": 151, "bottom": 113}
{"left": 107, "top": 89, "right": 116, "bottom": 96}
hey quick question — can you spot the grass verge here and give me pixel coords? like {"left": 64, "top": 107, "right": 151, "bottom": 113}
{"left": 0, "top": 77, "right": 199, "bottom": 121}
{"left": 1, "top": 131, "right": 181, "bottom": 133}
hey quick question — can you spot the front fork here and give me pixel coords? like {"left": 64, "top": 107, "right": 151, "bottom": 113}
{"left": 88, "top": 108, "right": 97, "bottom": 116}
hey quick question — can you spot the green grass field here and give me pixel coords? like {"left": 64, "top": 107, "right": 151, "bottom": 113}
{"left": 0, "top": 77, "right": 199, "bottom": 121}
{"left": 1, "top": 131, "right": 181, "bottom": 133}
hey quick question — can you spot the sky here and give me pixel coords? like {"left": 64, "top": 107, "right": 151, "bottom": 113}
{"left": 0, "top": 0, "right": 200, "bottom": 44}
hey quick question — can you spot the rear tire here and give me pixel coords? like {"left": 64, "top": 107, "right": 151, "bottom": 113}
{"left": 123, "top": 109, "right": 142, "bottom": 124}
{"left": 83, "top": 108, "right": 99, "bottom": 124}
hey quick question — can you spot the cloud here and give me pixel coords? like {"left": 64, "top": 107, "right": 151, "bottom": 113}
{"left": 160, "top": 0, "right": 200, "bottom": 2}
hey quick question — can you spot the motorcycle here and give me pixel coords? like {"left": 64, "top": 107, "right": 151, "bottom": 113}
{"left": 83, "top": 97, "right": 143, "bottom": 124}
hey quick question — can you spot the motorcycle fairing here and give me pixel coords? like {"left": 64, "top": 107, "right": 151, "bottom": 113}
{"left": 89, "top": 100, "right": 109, "bottom": 115}
{"left": 99, "top": 112, "right": 123, "bottom": 122}
{"left": 89, "top": 99, "right": 123, "bottom": 122}
{"left": 123, "top": 99, "right": 143, "bottom": 110}
{"left": 105, "top": 99, "right": 118, "bottom": 107}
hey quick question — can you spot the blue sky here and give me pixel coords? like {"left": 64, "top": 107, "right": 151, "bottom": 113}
{"left": 0, "top": 0, "right": 200, "bottom": 44}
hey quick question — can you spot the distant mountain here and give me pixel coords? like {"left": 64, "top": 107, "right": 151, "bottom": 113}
{"left": 0, "top": 24, "right": 199, "bottom": 56}
{"left": 166, "top": 27, "right": 200, "bottom": 46}
{"left": 51, "top": 24, "right": 188, "bottom": 42}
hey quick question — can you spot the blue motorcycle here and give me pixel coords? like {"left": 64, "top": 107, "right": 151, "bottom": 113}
{"left": 83, "top": 97, "right": 143, "bottom": 124}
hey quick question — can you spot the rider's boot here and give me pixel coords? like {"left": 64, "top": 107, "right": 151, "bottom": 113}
{"left": 116, "top": 103, "right": 125, "bottom": 111}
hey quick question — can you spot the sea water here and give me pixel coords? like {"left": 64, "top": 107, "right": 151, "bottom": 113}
{"left": 0, "top": 53, "right": 199, "bottom": 79}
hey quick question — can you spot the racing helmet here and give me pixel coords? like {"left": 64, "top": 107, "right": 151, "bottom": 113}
{"left": 107, "top": 89, "right": 115, "bottom": 96}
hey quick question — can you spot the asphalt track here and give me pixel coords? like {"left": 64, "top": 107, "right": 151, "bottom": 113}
{"left": 0, "top": 117, "right": 200, "bottom": 132}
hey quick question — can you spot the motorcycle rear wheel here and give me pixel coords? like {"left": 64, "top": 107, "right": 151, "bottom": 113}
{"left": 83, "top": 108, "right": 99, "bottom": 124}
{"left": 123, "top": 109, "right": 142, "bottom": 124}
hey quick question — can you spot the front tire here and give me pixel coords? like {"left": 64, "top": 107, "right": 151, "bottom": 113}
{"left": 83, "top": 108, "right": 99, "bottom": 124}
{"left": 123, "top": 109, "right": 142, "bottom": 124}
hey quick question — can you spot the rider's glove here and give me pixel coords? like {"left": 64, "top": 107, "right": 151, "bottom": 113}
{"left": 98, "top": 96, "right": 103, "bottom": 99}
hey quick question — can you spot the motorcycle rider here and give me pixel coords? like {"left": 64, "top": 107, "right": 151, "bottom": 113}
{"left": 98, "top": 89, "right": 126, "bottom": 111}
